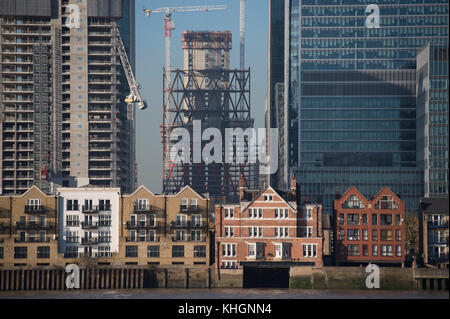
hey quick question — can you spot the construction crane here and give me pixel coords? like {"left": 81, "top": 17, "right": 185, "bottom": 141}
{"left": 113, "top": 26, "right": 147, "bottom": 120}
{"left": 240, "top": 0, "right": 245, "bottom": 70}
{"left": 142, "top": 5, "right": 227, "bottom": 185}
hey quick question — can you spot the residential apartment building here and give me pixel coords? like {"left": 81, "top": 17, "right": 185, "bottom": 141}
{"left": 334, "top": 187, "right": 405, "bottom": 265}
{"left": 416, "top": 43, "right": 449, "bottom": 198}
{"left": 120, "top": 185, "right": 212, "bottom": 266}
{"left": 0, "top": 0, "right": 137, "bottom": 195}
{"left": 267, "top": 0, "right": 449, "bottom": 214}
{"left": 0, "top": 186, "right": 58, "bottom": 267}
{"left": 57, "top": 187, "right": 120, "bottom": 262}
{"left": 215, "top": 181, "right": 323, "bottom": 269}
{"left": 419, "top": 197, "right": 449, "bottom": 267}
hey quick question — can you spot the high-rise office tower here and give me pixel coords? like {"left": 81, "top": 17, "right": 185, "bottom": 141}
{"left": 416, "top": 43, "right": 449, "bottom": 198}
{"left": 0, "top": 0, "right": 136, "bottom": 195}
{"left": 267, "top": 0, "right": 448, "bottom": 214}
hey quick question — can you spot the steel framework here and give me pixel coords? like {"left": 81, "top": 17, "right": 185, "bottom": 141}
{"left": 161, "top": 67, "right": 258, "bottom": 200}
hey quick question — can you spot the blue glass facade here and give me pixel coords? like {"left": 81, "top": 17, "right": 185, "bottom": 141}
{"left": 268, "top": 0, "right": 449, "bottom": 214}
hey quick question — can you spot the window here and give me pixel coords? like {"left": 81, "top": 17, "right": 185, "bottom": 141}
{"left": 372, "top": 245, "right": 378, "bottom": 256}
{"left": 66, "top": 199, "right": 79, "bottom": 211}
{"left": 190, "top": 198, "right": 197, "bottom": 210}
{"left": 362, "top": 229, "right": 368, "bottom": 240}
{"left": 28, "top": 199, "right": 41, "bottom": 208}
{"left": 302, "top": 244, "right": 318, "bottom": 258}
{"left": 248, "top": 244, "right": 255, "bottom": 257}
{"left": 395, "top": 214, "right": 402, "bottom": 226}
{"left": 275, "top": 208, "right": 288, "bottom": 218}
{"left": 362, "top": 214, "right": 368, "bottom": 225}
{"left": 249, "top": 227, "right": 262, "bottom": 237}
{"left": 225, "top": 226, "right": 234, "bottom": 237}
{"left": 65, "top": 231, "right": 79, "bottom": 243}
{"left": 224, "top": 208, "right": 234, "bottom": 219}
{"left": 148, "top": 230, "right": 156, "bottom": 242}
{"left": 194, "top": 246, "right": 206, "bottom": 258}
{"left": 129, "top": 230, "right": 137, "bottom": 242}
{"left": 191, "top": 214, "right": 202, "bottom": 227}
{"left": 66, "top": 215, "right": 79, "bottom": 227}
{"left": 372, "top": 214, "right": 378, "bottom": 226}
{"left": 375, "top": 195, "right": 398, "bottom": 210}
{"left": 348, "top": 245, "right": 360, "bottom": 256}
{"left": 274, "top": 244, "right": 282, "bottom": 258}
{"left": 395, "top": 230, "right": 402, "bottom": 241}
{"left": 249, "top": 208, "right": 262, "bottom": 219}
{"left": 339, "top": 245, "right": 345, "bottom": 256}
{"left": 172, "top": 246, "right": 184, "bottom": 258}
{"left": 139, "top": 214, "right": 146, "bottom": 227}
{"left": 126, "top": 246, "right": 138, "bottom": 258}
{"left": 264, "top": 195, "right": 273, "bottom": 201}
{"left": 129, "top": 214, "right": 136, "bottom": 227}
{"left": 176, "top": 214, "right": 187, "bottom": 226}
{"left": 222, "top": 243, "right": 237, "bottom": 257}
{"left": 0, "top": 247, "right": 3, "bottom": 259}
{"left": 381, "top": 245, "right": 393, "bottom": 257}
{"left": 306, "top": 208, "right": 313, "bottom": 220}
{"left": 363, "top": 245, "right": 368, "bottom": 256}
{"left": 338, "top": 229, "right": 345, "bottom": 240}
{"left": 181, "top": 198, "right": 188, "bottom": 211}
{"left": 99, "top": 199, "right": 111, "bottom": 211}
{"left": 347, "top": 214, "right": 360, "bottom": 225}
{"left": 176, "top": 230, "right": 187, "bottom": 241}
{"left": 380, "top": 230, "right": 393, "bottom": 241}
{"left": 136, "top": 198, "right": 149, "bottom": 210}
{"left": 380, "top": 214, "right": 393, "bottom": 226}
{"left": 191, "top": 230, "right": 201, "bottom": 241}
{"left": 307, "top": 226, "right": 313, "bottom": 238}
{"left": 339, "top": 214, "right": 344, "bottom": 225}
{"left": 372, "top": 229, "right": 378, "bottom": 241}
{"left": 396, "top": 245, "right": 402, "bottom": 257}
{"left": 275, "top": 227, "right": 289, "bottom": 238}
{"left": 37, "top": 246, "right": 50, "bottom": 259}
{"left": 97, "top": 246, "right": 111, "bottom": 258}
{"left": 342, "top": 195, "right": 365, "bottom": 209}
{"left": 14, "top": 247, "right": 27, "bottom": 259}
{"left": 138, "top": 230, "right": 146, "bottom": 242}
{"left": 347, "top": 229, "right": 359, "bottom": 241}
{"left": 147, "top": 246, "right": 160, "bottom": 258}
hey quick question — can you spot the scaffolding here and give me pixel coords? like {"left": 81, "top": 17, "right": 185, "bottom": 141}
{"left": 161, "top": 31, "right": 258, "bottom": 201}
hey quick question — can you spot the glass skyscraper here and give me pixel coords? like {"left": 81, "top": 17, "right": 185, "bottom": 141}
{"left": 267, "top": 0, "right": 448, "bottom": 214}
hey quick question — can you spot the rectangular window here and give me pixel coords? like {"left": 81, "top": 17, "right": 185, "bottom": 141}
{"left": 381, "top": 230, "right": 393, "bottom": 241}
{"left": 248, "top": 244, "right": 255, "bottom": 257}
{"left": 191, "top": 214, "right": 202, "bottom": 227}
{"left": 176, "top": 214, "right": 187, "bottom": 226}
{"left": 66, "top": 199, "right": 79, "bottom": 211}
{"left": 395, "top": 230, "right": 402, "bottom": 241}
{"left": 372, "top": 245, "right": 378, "bottom": 256}
{"left": 37, "top": 246, "right": 50, "bottom": 259}
{"left": 172, "top": 246, "right": 184, "bottom": 258}
{"left": 347, "top": 214, "right": 359, "bottom": 225}
{"left": 194, "top": 246, "right": 206, "bottom": 258}
{"left": 348, "top": 245, "right": 360, "bottom": 256}
{"left": 396, "top": 245, "right": 402, "bottom": 257}
{"left": 380, "top": 214, "right": 393, "bottom": 226}
{"left": 191, "top": 230, "right": 201, "bottom": 242}
{"left": 339, "top": 229, "right": 345, "bottom": 240}
{"left": 190, "top": 198, "right": 197, "bottom": 210}
{"left": 381, "top": 245, "right": 393, "bottom": 257}
{"left": 347, "top": 229, "right": 360, "bottom": 241}
{"left": 362, "top": 229, "right": 368, "bottom": 241}
{"left": 363, "top": 245, "right": 368, "bottom": 256}
{"left": 302, "top": 244, "right": 317, "bottom": 258}
{"left": 225, "top": 226, "right": 234, "bottom": 237}
{"left": 176, "top": 230, "right": 186, "bottom": 241}
{"left": 224, "top": 208, "right": 234, "bottom": 219}
{"left": 307, "top": 226, "right": 313, "bottom": 238}
{"left": 306, "top": 208, "right": 313, "bottom": 220}
{"left": 125, "top": 246, "right": 138, "bottom": 258}
{"left": 147, "top": 246, "right": 160, "bottom": 258}
{"left": 372, "top": 229, "right": 378, "bottom": 241}
{"left": 0, "top": 247, "right": 4, "bottom": 259}
{"left": 395, "top": 214, "right": 402, "bottom": 226}
{"left": 181, "top": 199, "right": 188, "bottom": 211}
{"left": 339, "top": 214, "right": 344, "bottom": 225}
{"left": 14, "top": 247, "right": 27, "bottom": 259}
{"left": 372, "top": 214, "right": 378, "bottom": 226}
{"left": 362, "top": 214, "right": 368, "bottom": 225}
{"left": 222, "top": 243, "right": 236, "bottom": 257}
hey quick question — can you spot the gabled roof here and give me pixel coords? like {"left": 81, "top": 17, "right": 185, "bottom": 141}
{"left": 17, "top": 185, "right": 50, "bottom": 198}
{"left": 241, "top": 186, "right": 297, "bottom": 212}
{"left": 126, "top": 185, "right": 155, "bottom": 197}
{"left": 372, "top": 186, "right": 401, "bottom": 203}
{"left": 340, "top": 186, "right": 368, "bottom": 203}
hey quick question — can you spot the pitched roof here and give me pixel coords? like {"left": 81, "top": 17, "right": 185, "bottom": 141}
{"left": 420, "top": 198, "right": 449, "bottom": 215}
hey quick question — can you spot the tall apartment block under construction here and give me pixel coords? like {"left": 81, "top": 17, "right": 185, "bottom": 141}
{"left": 0, "top": 0, "right": 137, "bottom": 195}
{"left": 162, "top": 30, "right": 258, "bottom": 201}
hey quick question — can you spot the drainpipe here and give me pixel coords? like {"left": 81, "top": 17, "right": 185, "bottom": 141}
{"left": 9, "top": 196, "right": 12, "bottom": 238}
{"left": 164, "top": 196, "right": 167, "bottom": 237}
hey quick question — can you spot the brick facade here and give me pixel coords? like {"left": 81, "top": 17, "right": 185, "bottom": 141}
{"left": 334, "top": 187, "right": 405, "bottom": 265}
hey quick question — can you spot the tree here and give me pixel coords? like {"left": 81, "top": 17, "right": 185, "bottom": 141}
{"left": 404, "top": 215, "right": 419, "bottom": 263}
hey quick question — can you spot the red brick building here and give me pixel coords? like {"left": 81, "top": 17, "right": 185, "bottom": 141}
{"left": 334, "top": 187, "right": 405, "bottom": 265}
{"left": 215, "top": 180, "right": 323, "bottom": 268}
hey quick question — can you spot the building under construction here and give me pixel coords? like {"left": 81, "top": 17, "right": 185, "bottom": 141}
{"left": 162, "top": 31, "right": 258, "bottom": 201}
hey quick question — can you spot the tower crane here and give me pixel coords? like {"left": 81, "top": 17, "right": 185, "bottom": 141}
{"left": 113, "top": 26, "right": 148, "bottom": 120}
{"left": 142, "top": 5, "right": 227, "bottom": 184}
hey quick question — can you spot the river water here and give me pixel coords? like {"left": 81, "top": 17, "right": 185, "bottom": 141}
{"left": 0, "top": 288, "right": 448, "bottom": 299}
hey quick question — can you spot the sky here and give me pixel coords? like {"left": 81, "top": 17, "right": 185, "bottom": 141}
{"left": 134, "top": 0, "right": 269, "bottom": 193}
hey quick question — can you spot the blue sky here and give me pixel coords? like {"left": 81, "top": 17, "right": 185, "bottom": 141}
{"left": 134, "top": 0, "right": 269, "bottom": 193}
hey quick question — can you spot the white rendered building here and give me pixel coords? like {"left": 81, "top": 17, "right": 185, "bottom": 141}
{"left": 57, "top": 187, "right": 120, "bottom": 259}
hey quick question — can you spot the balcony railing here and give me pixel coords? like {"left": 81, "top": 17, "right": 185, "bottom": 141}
{"left": 133, "top": 204, "right": 152, "bottom": 213}
{"left": 81, "top": 221, "right": 99, "bottom": 230}
{"left": 81, "top": 237, "right": 98, "bottom": 245}
{"left": 24, "top": 205, "right": 45, "bottom": 214}
{"left": 64, "top": 252, "right": 79, "bottom": 258}
{"left": 180, "top": 205, "right": 200, "bottom": 213}
{"left": 126, "top": 221, "right": 160, "bottom": 229}
{"left": 170, "top": 221, "right": 208, "bottom": 231}
{"left": 82, "top": 205, "right": 99, "bottom": 213}
{"left": 428, "top": 221, "right": 449, "bottom": 228}
{"left": 171, "top": 235, "right": 207, "bottom": 242}
{"left": 16, "top": 221, "right": 52, "bottom": 230}
{"left": 14, "top": 237, "right": 50, "bottom": 243}
{"left": 126, "top": 237, "right": 160, "bottom": 243}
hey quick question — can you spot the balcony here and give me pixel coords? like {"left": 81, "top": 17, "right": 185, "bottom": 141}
{"left": 171, "top": 235, "right": 207, "bottom": 242}
{"left": 14, "top": 237, "right": 50, "bottom": 243}
{"left": 170, "top": 221, "right": 208, "bottom": 231}
{"left": 428, "top": 221, "right": 449, "bottom": 229}
{"left": 126, "top": 236, "right": 160, "bottom": 243}
{"left": 180, "top": 205, "right": 200, "bottom": 213}
{"left": 126, "top": 221, "right": 161, "bottom": 230}
{"left": 64, "top": 252, "right": 79, "bottom": 258}
{"left": 81, "top": 237, "right": 98, "bottom": 245}
{"left": 428, "top": 238, "right": 449, "bottom": 245}
{"left": 81, "top": 221, "right": 99, "bottom": 230}
{"left": 81, "top": 205, "right": 99, "bottom": 213}
{"left": 16, "top": 221, "right": 52, "bottom": 230}
{"left": 133, "top": 204, "right": 152, "bottom": 213}
{"left": 24, "top": 205, "right": 46, "bottom": 214}
{"left": 97, "top": 236, "right": 112, "bottom": 244}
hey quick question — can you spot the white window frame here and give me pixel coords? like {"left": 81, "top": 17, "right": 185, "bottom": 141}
{"left": 176, "top": 214, "right": 187, "bottom": 226}
{"left": 191, "top": 214, "right": 202, "bottom": 227}
{"left": 136, "top": 198, "right": 149, "bottom": 210}
{"left": 181, "top": 198, "right": 188, "bottom": 211}
{"left": 190, "top": 198, "right": 197, "bottom": 209}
